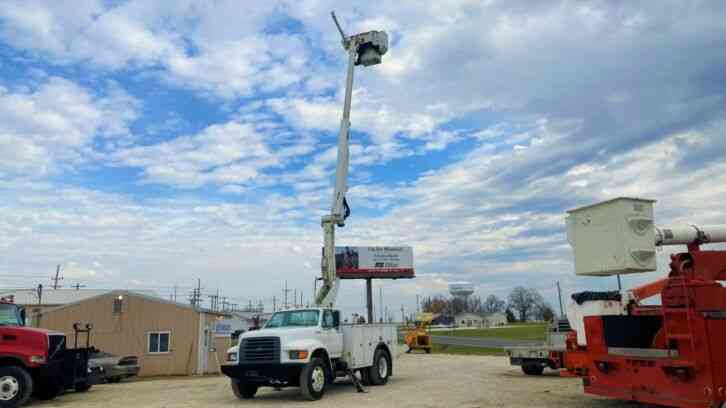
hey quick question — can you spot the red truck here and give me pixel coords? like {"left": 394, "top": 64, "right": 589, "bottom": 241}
{"left": 0, "top": 298, "right": 94, "bottom": 408}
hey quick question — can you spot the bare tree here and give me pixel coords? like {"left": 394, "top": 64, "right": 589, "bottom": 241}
{"left": 482, "top": 294, "right": 506, "bottom": 314}
{"left": 508, "top": 287, "right": 544, "bottom": 322}
{"left": 533, "top": 301, "right": 556, "bottom": 322}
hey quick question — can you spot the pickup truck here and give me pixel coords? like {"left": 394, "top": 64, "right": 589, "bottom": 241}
{"left": 504, "top": 319, "right": 571, "bottom": 375}
{"left": 221, "top": 307, "right": 397, "bottom": 401}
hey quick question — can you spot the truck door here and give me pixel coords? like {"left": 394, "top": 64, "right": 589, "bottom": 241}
{"left": 322, "top": 310, "right": 343, "bottom": 358}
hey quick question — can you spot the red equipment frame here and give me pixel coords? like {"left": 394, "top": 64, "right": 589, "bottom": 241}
{"left": 566, "top": 243, "right": 726, "bottom": 408}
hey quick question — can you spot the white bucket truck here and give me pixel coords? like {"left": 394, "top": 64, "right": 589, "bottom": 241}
{"left": 222, "top": 12, "right": 406, "bottom": 401}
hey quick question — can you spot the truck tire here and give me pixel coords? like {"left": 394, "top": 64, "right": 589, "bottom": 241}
{"left": 300, "top": 358, "right": 327, "bottom": 401}
{"left": 522, "top": 364, "right": 544, "bottom": 376}
{"left": 0, "top": 366, "right": 33, "bottom": 408}
{"left": 367, "top": 349, "right": 391, "bottom": 386}
{"left": 231, "top": 379, "right": 257, "bottom": 399}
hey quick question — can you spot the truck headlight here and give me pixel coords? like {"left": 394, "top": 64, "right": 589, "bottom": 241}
{"left": 226, "top": 352, "right": 238, "bottom": 362}
{"left": 30, "top": 355, "right": 46, "bottom": 363}
{"left": 288, "top": 350, "right": 309, "bottom": 360}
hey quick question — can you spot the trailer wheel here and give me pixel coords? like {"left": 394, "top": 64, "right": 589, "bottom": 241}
{"left": 522, "top": 364, "right": 544, "bottom": 376}
{"left": 0, "top": 366, "right": 33, "bottom": 408}
{"left": 300, "top": 358, "right": 327, "bottom": 401}
{"left": 231, "top": 379, "right": 257, "bottom": 399}
{"left": 368, "top": 349, "right": 391, "bottom": 386}
{"left": 75, "top": 380, "right": 92, "bottom": 393}
{"left": 33, "top": 378, "right": 64, "bottom": 400}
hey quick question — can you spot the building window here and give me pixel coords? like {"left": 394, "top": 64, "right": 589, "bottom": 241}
{"left": 148, "top": 331, "right": 171, "bottom": 354}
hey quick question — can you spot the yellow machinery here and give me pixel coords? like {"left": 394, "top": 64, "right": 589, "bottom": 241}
{"left": 404, "top": 312, "right": 433, "bottom": 353}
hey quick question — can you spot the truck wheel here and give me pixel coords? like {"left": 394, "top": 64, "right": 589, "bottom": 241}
{"left": 522, "top": 364, "right": 544, "bottom": 376}
{"left": 300, "top": 358, "right": 327, "bottom": 401}
{"left": 368, "top": 349, "right": 391, "bottom": 386}
{"left": 231, "top": 379, "right": 257, "bottom": 399}
{"left": 0, "top": 366, "right": 33, "bottom": 408}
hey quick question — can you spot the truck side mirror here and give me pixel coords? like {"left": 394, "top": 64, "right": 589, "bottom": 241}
{"left": 20, "top": 308, "right": 26, "bottom": 326}
{"left": 333, "top": 311, "right": 340, "bottom": 328}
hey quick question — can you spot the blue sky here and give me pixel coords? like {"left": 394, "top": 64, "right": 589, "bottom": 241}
{"left": 1, "top": 1, "right": 726, "bottom": 318}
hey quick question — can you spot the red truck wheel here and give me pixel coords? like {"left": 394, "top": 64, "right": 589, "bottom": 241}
{"left": 0, "top": 366, "right": 33, "bottom": 408}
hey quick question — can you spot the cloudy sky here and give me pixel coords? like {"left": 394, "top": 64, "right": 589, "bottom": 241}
{"left": 1, "top": 1, "right": 726, "bottom": 317}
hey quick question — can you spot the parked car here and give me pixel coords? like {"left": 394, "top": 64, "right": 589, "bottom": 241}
{"left": 88, "top": 351, "right": 140, "bottom": 383}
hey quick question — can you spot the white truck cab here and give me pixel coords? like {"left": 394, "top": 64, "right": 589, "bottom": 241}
{"left": 221, "top": 307, "right": 396, "bottom": 400}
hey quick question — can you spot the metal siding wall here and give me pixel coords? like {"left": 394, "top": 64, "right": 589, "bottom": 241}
{"left": 39, "top": 294, "right": 201, "bottom": 377}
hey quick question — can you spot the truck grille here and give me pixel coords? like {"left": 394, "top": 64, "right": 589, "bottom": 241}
{"left": 239, "top": 337, "right": 280, "bottom": 363}
{"left": 48, "top": 334, "right": 66, "bottom": 361}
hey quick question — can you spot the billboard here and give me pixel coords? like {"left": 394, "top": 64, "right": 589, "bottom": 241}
{"left": 331, "top": 246, "right": 414, "bottom": 279}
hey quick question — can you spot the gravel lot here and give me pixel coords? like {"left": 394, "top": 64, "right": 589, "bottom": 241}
{"left": 33, "top": 354, "right": 632, "bottom": 408}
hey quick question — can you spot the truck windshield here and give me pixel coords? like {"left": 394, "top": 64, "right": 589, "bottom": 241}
{"left": 0, "top": 303, "right": 21, "bottom": 326}
{"left": 265, "top": 310, "right": 319, "bottom": 328}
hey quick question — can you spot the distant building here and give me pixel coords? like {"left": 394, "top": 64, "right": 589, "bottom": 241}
{"left": 454, "top": 312, "right": 508, "bottom": 328}
{"left": 455, "top": 312, "right": 484, "bottom": 327}
{"left": 38, "top": 291, "right": 230, "bottom": 377}
{"left": 484, "top": 312, "right": 507, "bottom": 327}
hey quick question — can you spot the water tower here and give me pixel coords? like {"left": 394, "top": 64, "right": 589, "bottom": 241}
{"left": 448, "top": 282, "right": 475, "bottom": 298}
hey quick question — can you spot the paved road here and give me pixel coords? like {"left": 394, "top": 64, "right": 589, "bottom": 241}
{"left": 431, "top": 335, "right": 540, "bottom": 348}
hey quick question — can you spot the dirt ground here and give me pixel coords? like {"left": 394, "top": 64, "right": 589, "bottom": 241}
{"left": 33, "top": 354, "right": 633, "bottom": 408}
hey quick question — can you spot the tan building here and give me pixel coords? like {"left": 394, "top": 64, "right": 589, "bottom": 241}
{"left": 0, "top": 288, "right": 157, "bottom": 327}
{"left": 39, "top": 290, "right": 231, "bottom": 377}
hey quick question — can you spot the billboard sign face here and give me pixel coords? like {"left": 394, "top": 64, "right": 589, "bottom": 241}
{"left": 331, "top": 246, "right": 414, "bottom": 279}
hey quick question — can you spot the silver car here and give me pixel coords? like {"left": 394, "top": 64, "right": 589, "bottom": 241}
{"left": 88, "top": 351, "right": 140, "bottom": 383}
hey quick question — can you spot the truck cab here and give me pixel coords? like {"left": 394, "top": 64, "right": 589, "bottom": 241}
{"left": 221, "top": 307, "right": 395, "bottom": 401}
{"left": 0, "top": 300, "right": 93, "bottom": 408}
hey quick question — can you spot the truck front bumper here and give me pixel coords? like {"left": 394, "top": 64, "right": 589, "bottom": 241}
{"left": 221, "top": 363, "right": 306, "bottom": 387}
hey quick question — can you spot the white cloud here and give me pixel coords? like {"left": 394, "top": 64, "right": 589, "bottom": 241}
{"left": 0, "top": 1, "right": 310, "bottom": 99}
{"left": 0, "top": 77, "right": 139, "bottom": 179}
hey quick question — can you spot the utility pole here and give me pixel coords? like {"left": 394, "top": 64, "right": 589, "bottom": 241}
{"left": 556, "top": 281, "right": 565, "bottom": 319}
{"left": 379, "top": 286, "right": 383, "bottom": 323}
{"left": 209, "top": 290, "right": 219, "bottom": 312}
{"left": 173, "top": 285, "right": 178, "bottom": 302}
{"left": 416, "top": 294, "right": 420, "bottom": 313}
{"left": 51, "top": 264, "right": 63, "bottom": 289}
{"left": 401, "top": 304, "right": 405, "bottom": 323}
{"left": 366, "top": 278, "right": 373, "bottom": 324}
{"left": 293, "top": 288, "right": 297, "bottom": 308}
{"left": 283, "top": 281, "right": 291, "bottom": 309}
{"left": 190, "top": 278, "right": 201, "bottom": 308}
{"left": 273, "top": 296, "right": 277, "bottom": 312}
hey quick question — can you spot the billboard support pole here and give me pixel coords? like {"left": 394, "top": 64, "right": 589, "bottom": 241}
{"left": 366, "top": 278, "right": 373, "bottom": 324}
